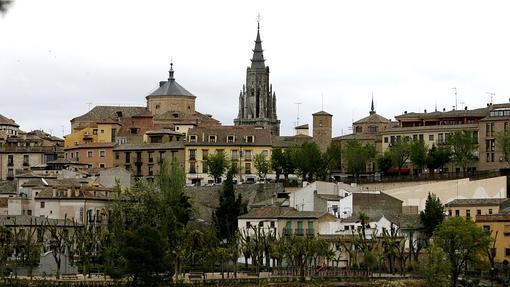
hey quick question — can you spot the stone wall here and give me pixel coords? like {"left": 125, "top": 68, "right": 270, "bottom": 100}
{"left": 185, "top": 183, "right": 283, "bottom": 222}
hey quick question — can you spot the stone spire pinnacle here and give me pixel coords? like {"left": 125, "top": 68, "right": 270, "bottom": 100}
{"left": 370, "top": 95, "right": 375, "bottom": 115}
{"left": 168, "top": 62, "right": 175, "bottom": 81}
{"left": 251, "top": 16, "right": 265, "bottom": 69}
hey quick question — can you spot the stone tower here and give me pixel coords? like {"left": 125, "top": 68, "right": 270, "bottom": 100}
{"left": 313, "top": 111, "right": 333, "bottom": 152}
{"left": 234, "top": 22, "right": 280, "bottom": 135}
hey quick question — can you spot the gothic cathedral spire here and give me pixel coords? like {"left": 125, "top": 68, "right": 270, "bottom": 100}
{"left": 234, "top": 19, "right": 280, "bottom": 135}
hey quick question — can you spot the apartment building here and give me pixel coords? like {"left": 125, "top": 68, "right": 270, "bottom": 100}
{"left": 446, "top": 198, "right": 510, "bottom": 219}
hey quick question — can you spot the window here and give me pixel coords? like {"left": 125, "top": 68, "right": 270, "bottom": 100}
{"left": 231, "top": 150, "right": 239, "bottom": 160}
{"left": 483, "top": 225, "right": 490, "bottom": 232}
{"left": 245, "top": 150, "right": 252, "bottom": 160}
{"left": 148, "top": 165, "right": 153, "bottom": 176}
{"left": 100, "top": 129, "right": 105, "bottom": 134}
{"left": 489, "top": 208, "right": 493, "bottom": 215}
{"left": 23, "top": 154, "right": 29, "bottom": 166}
{"left": 40, "top": 202, "right": 45, "bottom": 208}
{"left": 245, "top": 162, "right": 251, "bottom": 174}
{"left": 246, "top": 135, "right": 255, "bottom": 143}
{"left": 448, "top": 209, "right": 452, "bottom": 216}
{"left": 130, "top": 128, "right": 138, "bottom": 134}
{"left": 93, "top": 129, "right": 98, "bottom": 135}
{"left": 429, "top": 134, "right": 434, "bottom": 141}
{"left": 477, "top": 209, "right": 482, "bottom": 215}
{"left": 189, "top": 149, "right": 196, "bottom": 161}
{"left": 208, "top": 135, "right": 217, "bottom": 143}
{"left": 261, "top": 150, "right": 269, "bottom": 157}
{"left": 125, "top": 152, "right": 130, "bottom": 163}
{"left": 202, "top": 149, "right": 209, "bottom": 160}
{"left": 99, "top": 163, "right": 105, "bottom": 168}
{"left": 368, "top": 126, "right": 378, "bottom": 133}
{"left": 246, "top": 222, "right": 251, "bottom": 229}
{"left": 227, "top": 135, "right": 235, "bottom": 143}
{"left": 384, "top": 137, "right": 388, "bottom": 143}
{"left": 99, "top": 150, "right": 105, "bottom": 157}
{"left": 455, "top": 210, "right": 460, "bottom": 216}
{"left": 296, "top": 221, "right": 304, "bottom": 235}
{"left": 355, "top": 126, "right": 363, "bottom": 133}
{"left": 506, "top": 249, "right": 510, "bottom": 257}
{"left": 413, "top": 134, "right": 417, "bottom": 141}
{"left": 159, "top": 151, "right": 165, "bottom": 162}
{"left": 189, "top": 135, "right": 197, "bottom": 142}
{"left": 466, "top": 209, "right": 471, "bottom": 219}
{"left": 202, "top": 162, "right": 208, "bottom": 173}
{"left": 115, "top": 152, "right": 119, "bottom": 160}
{"left": 390, "top": 136, "right": 395, "bottom": 144}
{"left": 7, "top": 154, "right": 13, "bottom": 166}
{"left": 189, "top": 162, "right": 196, "bottom": 174}
{"left": 505, "top": 225, "right": 510, "bottom": 236}
{"left": 419, "top": 134, "right": 424, "bottom": 141}
{"left": 270, "top": 221, "right": 275, "bottom": 228}
{"left": 438, "top": 133, "right": 444, "bottom": 144}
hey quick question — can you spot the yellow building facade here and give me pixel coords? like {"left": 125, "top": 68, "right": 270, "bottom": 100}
{"left": 184, "top": 126, "right": 273, "bottom": 185}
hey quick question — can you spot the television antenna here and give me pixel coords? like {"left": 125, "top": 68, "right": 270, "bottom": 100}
{"left": 452, "top": 87, "right": 457, "bottom": 110}
{"left": 295, "top": 102, "right": 302, "bottom": 127}
{"left": 486, "top": 92, "right": 495, "bottom": 104}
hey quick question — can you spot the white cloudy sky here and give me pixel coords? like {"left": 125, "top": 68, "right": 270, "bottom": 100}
{"left": 1, "top": 0, "right": 510, "bottom": 138}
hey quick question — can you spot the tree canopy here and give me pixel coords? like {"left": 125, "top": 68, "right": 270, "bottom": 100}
{"left": 342, "top": 139, "right": 376, "bottom": 177}
{"left": 205, "top": 151, "right": 229, "bottom": 183}
{"left": 447, "top": 130, "right": 478, "bottom": 172}
{"left": 213, "top": 168, "right": 242, "bottom": 244}
{"left": 496, "top": 129, "right": 510, "bottom": 166}
{"left": 253, "top": 153, "right": 270, "bottom": 180}
{"left": 419, "top": 193, "right": 445, "bottom": 239}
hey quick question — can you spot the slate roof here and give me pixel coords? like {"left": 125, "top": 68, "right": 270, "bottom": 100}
{"left": 238, "top": 206, "right": 331, "bottom": 220}
{"left": 147, "top": 64, "right": 195, "bottom": 97}
{"left": 0, "top": 114, "right": 19, "bottom": 127}
{"left": 71, "top": 106, "right": 148, "bottom": 123}
{"left": 446, "top": 198, "right": 508, "bottom": 207}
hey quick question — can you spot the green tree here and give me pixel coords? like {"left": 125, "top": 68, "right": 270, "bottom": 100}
{"left": 376, "top": 151, "right": 393, "bottom": 174}
{"left": 410, "top": 140, "right": 428, "bottom": 173}
{"left": 213, "top": 168, "right": 242, "bottom": 244}
{"left": 447, "top": 130, "right": 478, "bottom": 172}
{"left": 253, "top": 153, "right": 270, "bottom": 181}
{"left": 282, "top": 148, "right": 296, "bottom": 182}
{"left": 420, "top": 193, "right": 445, "bottom": 240}
{"left": 433, "top": 217, "right": 491, "bottom": 287}
{"left": 388, "top": 137, "right": 411, "bottom": 174}
{"left": 342, "top": 139, "right": 376, "bottom": 178}
{"left": 426, "top": 144, "right": 451, "bottom": 173}
{"left": 270, "top": 148, "right": 285, "bottom": 181}
{"left": 292, "top": 142, "right": 324, "bottom": 182}
{"left": 205, "top": 151, "right": 229, "bottom": 183}
{"left": 419, "top": 245, "right": 450, "bottom": 287}
{"left": 325, "top": 142, "right": 342, "bottom": 173}
{"left": 496, "top": 129, "right": 510, "bottom": 166}
{"left": 121, "top": 224, "right": 168, "bottom": 286}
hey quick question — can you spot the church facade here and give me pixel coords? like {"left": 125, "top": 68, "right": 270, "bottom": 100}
{"left": 234, "top": 24, "right": 280, "bottom": 135}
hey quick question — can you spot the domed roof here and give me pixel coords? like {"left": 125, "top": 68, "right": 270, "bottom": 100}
{"left": 147, "top": 63, "right": 195, "bottom": 98}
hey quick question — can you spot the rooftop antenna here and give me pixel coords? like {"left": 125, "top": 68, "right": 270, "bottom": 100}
{"left": 61, "top": 125, "right": 65, "bottom": 137}
{"left": 486, "top": 92, "right": 495, "bottom": 104}
{"left": 295, "top": 102, "right": 302, "bottom": 127}
{"left": 321, "top": 93, "right": 324, "bottom": 111}
{"left": 452, "top": 87, "right": 457, "bottom": 110}
{"left": 86, "top": 102, "right": 92, "bottom": 111}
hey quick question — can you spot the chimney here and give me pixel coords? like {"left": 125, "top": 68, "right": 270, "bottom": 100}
{"left": 159, "top": 81, "right": 166, "bottom": 87}
{"left": 443, "top": 108, "right": 446, "bottom": 112}
{"left": 424, "top": 109, "right": 427, "bottom": 113}
{"left": 404, "top": 111, "right": 407, "bottom": 114}
{"left": 465, "top": 106, "right": 468, "bottom": 110}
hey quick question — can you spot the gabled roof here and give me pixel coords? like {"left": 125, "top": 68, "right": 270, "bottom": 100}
{"left": 313, "top": 111, "right": 333, "bottom": 117}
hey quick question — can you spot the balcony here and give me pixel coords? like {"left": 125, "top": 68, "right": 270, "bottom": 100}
{"left": 295, "top": 228, "right": 304, "bottom": 236}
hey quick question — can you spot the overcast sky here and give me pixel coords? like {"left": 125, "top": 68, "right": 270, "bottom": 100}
{"left": 1, "top": 0, "right": 510, "bottom": 138}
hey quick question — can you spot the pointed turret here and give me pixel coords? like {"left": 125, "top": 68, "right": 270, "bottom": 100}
{"left": 250, "top": 22, "right": 266, "bottom": 69}
{"left": 370, "top": 97, "right": 376, "bottom": 115}
{"left": 168, "top": 62, "right": 175, "bottom": 81}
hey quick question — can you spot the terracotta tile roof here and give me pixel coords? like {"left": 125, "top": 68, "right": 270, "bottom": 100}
{"left": 64, "top": 142, "right": 115, "bottom": 150}
{"left": 353, "top": 113, "right": 389, "bottom": 124}
{"left": 0, "top": 114, "right": 19, "bottom": 127}
{"left": 238, "top": 206, "right": 331, "bottom": 219}
{"left": 446, "top": 198, "right": 508, "bottom": 207}
{"left": 71, "top": 106, "right": 149, "bottom": 123}
{"left": 395, "top": 107, "right": 488, "bottom": 120}
{"left": 272, "top": 135, "right": 313, "bottom": 148}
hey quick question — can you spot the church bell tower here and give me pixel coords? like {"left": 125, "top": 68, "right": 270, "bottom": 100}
{"left": 234, "top": 19, "right": 280, "bottom": 135}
